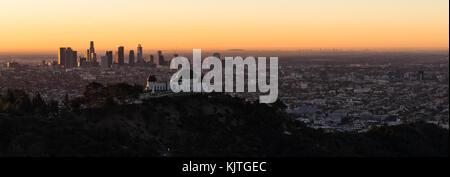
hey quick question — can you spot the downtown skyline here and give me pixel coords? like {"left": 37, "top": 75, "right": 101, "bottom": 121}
{"left": 0, "top": 0, "right": 448, "bottom": 54}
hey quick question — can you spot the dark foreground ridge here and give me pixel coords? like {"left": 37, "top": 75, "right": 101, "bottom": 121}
{"left": 0, "top": 83, "right": 448, "bottom": 157}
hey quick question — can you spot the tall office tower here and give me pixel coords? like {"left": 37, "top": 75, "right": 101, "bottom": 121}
{"left": 101, "top": 56, "right": 109, "bottom": 68}
{"left": 86, "top": 49, "right": 90, "bottom": 61}
{"left": 72, "top": 50, "right": 78, "bottom": 68}
{"left": 79, "top": 57, "right": 86, "bottom": 67}
{"left": 156, "top": 50, "right": 164, "bottom": 66}
{"left": 147, "top": 55, "right": 154, "bottom": 64}
{"left": 58, "top": 47, "right": 66, "bottom": 66}
{"left": 64, "top": 47, "right": 77, "bottom": 68}
{"left": 91, "top": 52, "right": 97, "bottom": 63}
{"left": 137, "top": 44, "right": 143, "bottom": 63}
{"left": 88, "top": 41, "right": 97, "bottom": 63}
{"left": 90, "top": 41, "right": 95, "bottom": 54}
{"left": 116, "top": 46, "right": 125, "bottom": 65}
{"left": 64, "top": 47, "right": 72, "bottom": 68}
{"left": 129, "top": 50, "right": 135, "bottom": 65}
{"left": 106, "top": 51, "right": 113, "bottom": 67}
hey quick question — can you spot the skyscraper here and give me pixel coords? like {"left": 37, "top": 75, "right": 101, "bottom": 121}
{"left": 66, "top": 47, "right": 73, "bottom": 68}
{"left": 86, "top": 49, "right": 90, "bottom": 61}
{"left": 89, "top": 41, "right": 97, "bottom": 63}
{"left": 63, "top": 47, "right": 77, "bottom": 68}
{"left": 156, "top": 50, "right": 164, "bottom": 66}
{"left": 148, "top": 55, "right": 154, "bottom": 64}
{"left": 106, "top": 51, "right": 113, "bottom": 67}
{"left": 79, "top": 57, "right": 86, "bottom": 67}
{"left": 58, "top": 47, "right": 66, "bottom": 66}
{"left": 116, "top": 46, "right": 124, "bottom": 65}
{"left": 137, "top": 44, "right": 144, "bottom": 63}
{"left": 129, "top": 50, "right": 135, "bottom": 65}
{"left": 72, "top": 50, "right": 77, "bottom": 68}
{"left": 90, "top": 41, "right": 95, "bottom": 55}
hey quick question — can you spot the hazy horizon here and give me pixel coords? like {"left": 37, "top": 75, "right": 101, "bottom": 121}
{"left": 0, "top": 48, "right": 449, "bottom": 56}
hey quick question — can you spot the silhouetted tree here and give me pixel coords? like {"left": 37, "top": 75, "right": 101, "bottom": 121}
{"left": 32, "top": 92, "right": 47, "bottom": 115}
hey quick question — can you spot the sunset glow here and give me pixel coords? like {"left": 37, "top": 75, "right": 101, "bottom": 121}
{"left": 0, "top": 0, "right": 448, "bottom": 53}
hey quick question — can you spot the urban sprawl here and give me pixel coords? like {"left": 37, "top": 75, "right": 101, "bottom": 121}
{"left": 1, "top": 42, "right": 448, "bottom": 132}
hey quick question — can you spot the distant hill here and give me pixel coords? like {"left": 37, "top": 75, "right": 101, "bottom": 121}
{"left": 226, "top": 49, "right": 245, "bottom": 51}
{"left": 0, "top": 84, "right": 448, "bottom": 157}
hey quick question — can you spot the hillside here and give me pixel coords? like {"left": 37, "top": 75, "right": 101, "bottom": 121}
{"left": 0, "top": 84, "right": 448, "bottom": 157}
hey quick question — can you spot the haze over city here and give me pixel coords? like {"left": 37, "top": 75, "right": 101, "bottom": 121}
{"left": 0, "top": 0, "right": 448, "bottom": 54}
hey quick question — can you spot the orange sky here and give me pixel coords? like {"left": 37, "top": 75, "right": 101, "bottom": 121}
{"left": 0, "top": 0, "right": 448, "bottom": 53}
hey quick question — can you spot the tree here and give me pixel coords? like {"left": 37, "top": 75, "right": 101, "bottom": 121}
{"left": 83, "top": 82, "right": 107, "bottom": 107}
{"left": 106, "top": 83, "right": 143, "bottom": 104}
{"left": 32, "top": 92, "right": 47, "bottom": 115}
{"left": 48, "top": 100, "right": 59, "bottom": 117}
{"left": 272, "top": 99, "right": 287, "bottom": 111}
